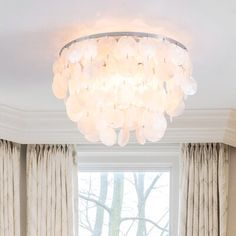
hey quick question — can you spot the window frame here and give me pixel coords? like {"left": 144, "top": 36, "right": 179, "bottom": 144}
{"left": 77, "top": 143, "right": 180, "bottom": 236}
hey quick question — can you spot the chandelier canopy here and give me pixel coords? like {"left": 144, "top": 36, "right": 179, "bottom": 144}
{"left": 52, "top": 31, "right": 197, "bottom": 146}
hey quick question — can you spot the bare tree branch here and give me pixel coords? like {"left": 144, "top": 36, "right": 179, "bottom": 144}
{"left": 79, "top": 223, "right": 93, "bottom": 233}
{"left": 124, "top": 176, "right": 135, "bottom": 186}
{"left": 80, "top": 203, "right": 92, "bottom": 232}
{"left": 124, "top": 219, "right": 136, "bottom": 236}
{"left": 79, "top": 191, "right": 99, "bottom": 199}
{"left": 147, "top": 209, "right": 169, "bottom": 235}
{"left": 120, "top": 217, "right": 168, "bottom": 232}
{"left": 79, "top": 194, "right": 111, "bottom": 214}
{"left": 85, "top": 176, "right": 93, "bottom": 232}
{"left": 133, "top": 173, "right": 138, "bottom": 194}
{"left": 144, "top": 174, "right": 161, "bottom": 200}
{"left": 109, "top": 173, "right": 124, "bottom": 236}
{"left": 160, "top": 222, "right": 169, "bottom": 236}
{"left": 93, "top": 173, "right": 108, "bottom": 236}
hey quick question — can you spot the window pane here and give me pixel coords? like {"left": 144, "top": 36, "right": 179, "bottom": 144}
{"left": 78, "top": 172, "right": 170, "bottom": 236}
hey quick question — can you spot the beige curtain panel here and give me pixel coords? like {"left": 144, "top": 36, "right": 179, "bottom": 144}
{"left": 27, "top": 144, "right": 77, "bottom": 236}
{"left": 0, "top": 140, "right": 21, "bottom": 236}
{"left": 179, "top": 143, "right": 229, "bottom": 236}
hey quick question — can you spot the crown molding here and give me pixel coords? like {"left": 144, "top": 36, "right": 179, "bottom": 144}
{"left": 0, "top": 104, "right": 235, "bottom": 147}
{"left": 224, "top": 109, "right": 236, "bottom": 147}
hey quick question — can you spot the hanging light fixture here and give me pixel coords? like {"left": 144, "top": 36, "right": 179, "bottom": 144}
{"left": 52, "top": 32, "right": 197, "bottom": 146}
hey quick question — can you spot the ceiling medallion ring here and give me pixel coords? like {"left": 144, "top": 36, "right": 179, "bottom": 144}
{"left": 59, "top": 31, "right": 188, "bottom": 55}
{"left": 52, "top": 30, "right": 197, "bottom": 146}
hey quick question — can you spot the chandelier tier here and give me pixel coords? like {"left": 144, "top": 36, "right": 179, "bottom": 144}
{"left": 52, "top": 31, "right": 197, "bottom": 146}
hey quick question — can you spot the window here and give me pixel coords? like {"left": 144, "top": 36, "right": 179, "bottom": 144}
{"left": 77, "top": 144, "right": 179, "bottom": 236}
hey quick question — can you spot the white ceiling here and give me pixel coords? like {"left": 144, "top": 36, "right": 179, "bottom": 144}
{"left": 0, "top": 0, "right": 236, "bottom": 111}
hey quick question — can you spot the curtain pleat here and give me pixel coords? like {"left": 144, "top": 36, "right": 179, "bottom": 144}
{"left": 0, "top": 140, "right": 20, "bottom": 236}
{"left": 27, "top": 144, "right": 77, "bottom": 236}
{"left": 179, "top": 143, "right": 229, "bottom": 236}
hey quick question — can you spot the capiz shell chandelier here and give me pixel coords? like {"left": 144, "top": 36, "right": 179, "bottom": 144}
{"left": 52, "top": 31, "right": 197, "bottom": 146}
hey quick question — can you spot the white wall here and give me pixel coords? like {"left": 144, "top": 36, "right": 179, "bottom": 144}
{"left": 227, "top": 147, "right": 236, "bottom": 236}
